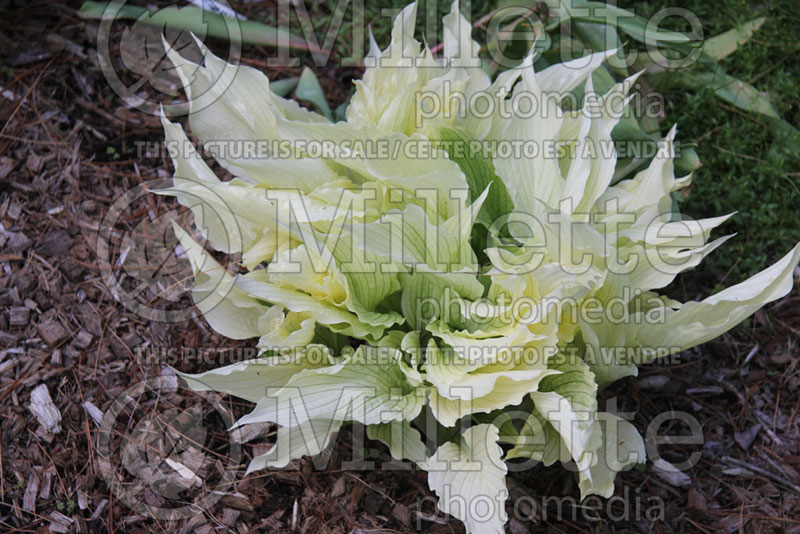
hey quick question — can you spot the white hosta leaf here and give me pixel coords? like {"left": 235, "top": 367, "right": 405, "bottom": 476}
{"left": 595, "top": 125, "right": 680, "bottom": 219}
{"left": 630, "top": 241, "right": 800, "bottom": 363}
{"left": 606, "top": 234, "right": 733, "bottom": 297}
{"left": 505, "top": 409, "right": 568, "bottom": 465}
{"left": 160, "top": 116, "right": 244, "bottom": 254}
{"left": 538, "top": 352, "right": 598, "bottom": 424}
{"left": 364, "top": 132, "right": 469, "bottom": 220}
{"left": 236, "top": 270, "right": 398, "bottom": 341}
{"left": 578, "top": 413, "right": 645, "bottom": 499}
{"left": 528, "top": 391, "right": 595, "bottom": 472}
{"left": 265, "top": 232, "right": 404, "bottom": 331}
{"left": 256, "top": 307, "right": 316, "bottom": 353}
{"left": 163, "top": 176, "right": 292, "bottom": 269}
{"left": 347, "top": 2, "right": 421, "bottom": 132}
{"left": 246, "top": 157, "right": 339, "bottom": 193}
{"left": 536, "top": 49, "right": 618, "bottom": 98}
{"left": 233, "top": 346, "right": 425, "bottom": 429}
{"left": 160, "top": 113, "right": 218, "bottom": 184}
{"left": 176, "top": 347, "right": 332, "bottom": 403}
{"left": 581, "top": 242, "right": 800, "bottom": 385}
{"left": 173, "top": 224, "right": 267, "bottom": 339}
{"left": 424, "top": 321, "right": 555, "bottom": 393}
{"left": 492, "top": 54, "right": 564, "bottom": 217}
{"left": 347, "top": 186, "right": 486, "bottom": 282}
{"left": 425, "top": 424, "right": 508, "bottom": 534}
{"left": 326, "top": 233, "right": 403, "bottom": 321}
{"left": 367, "top": 420, "right": 427, "bottom": 465}
{"left": 164, "top": 39, "right": 277, "bottom": 157}
{"left": 246, "top": 418, "right": 343, "bottom": 473}
{"left": 579, "top": 314, "right": 639, "bottom": 386}
{"left": 507, "top": 354, "right": 599, "bottom": 473}
{"left": 564, "top": 77, "right": 618, "bottom": 216}
{"left": 558, "top": 70, "right": 642, "bottom": 145}
{"left": 442, "top": 0, "right": 481, "bottom": 68}
{"left": 429, "top": 370, "right": 558, "bottom": 427}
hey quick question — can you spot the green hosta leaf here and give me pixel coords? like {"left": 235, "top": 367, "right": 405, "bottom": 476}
{"left": 505, "top": 409, "right": 567, "bottom": 465}
{"left": 650, "top": 70, "right": 800, "bottom": 145}
{"left": 269, "top": 77, "right": 299, "bottom": 98}
{"left": 703, "top": 17, "right": 766, "bottom": 61}
{"left": 538, "top": 49, "right": 619, "bottom": 99}
{"left": 78, "top": 1, "right": 313, "bottom": 51}
{"left": 334, "top": 101, "right": 349, "bottom": 122}
{"left": 610, "top": 118, "right": 658, "bottom": 161}
{"left": 547, "top": 0, "right": 695, "bottom": 46}
{"left": 673, "top": 145, "right": 701, "bottom": 176}
{"left": 436, "top": 127, "right": 514, "bottom": 227}
{"left": 682, "top": 71, "right": 779, "bottom": 119}
{"left": 573, "top": 21, "right": 627, "bottom": 76}
{"left": 425, "top": 424, "right": 508, "bottom": 534}
{"left": 295, "top": 67, "right": 333, "bottom": 121}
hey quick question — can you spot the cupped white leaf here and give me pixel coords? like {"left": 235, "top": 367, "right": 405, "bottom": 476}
{"left": 429, "top": 369, "right": 558, "bottom": 427}
{"left": 578, "top": 413, "right": 645, "bottom": 499}
{"left": 256, "top": 307, "right": 316, "bottom": 353}
{"left": 425, "top": 424, "right": 508, "bottom": 534}
{"left": 247, "top": 418, "right": 343, "bottom": 473}
{"left": 535, "top": 352, "right": 598, "bottom": 454}
{"left": 367, "top": 420, "right": 428, "bottom": 465}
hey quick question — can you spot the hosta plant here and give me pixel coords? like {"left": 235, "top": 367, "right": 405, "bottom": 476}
{"left": 157, "top": 2, "right": 800, "bottom": 532}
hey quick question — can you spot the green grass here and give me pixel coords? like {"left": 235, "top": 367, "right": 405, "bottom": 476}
{"left": 619, "top": 0, "right": 800, "bottom": 293}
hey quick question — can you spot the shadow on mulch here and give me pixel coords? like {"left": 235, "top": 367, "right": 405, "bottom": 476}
{"left": 1, "top": 1, "right": 799, "bottom": 533}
